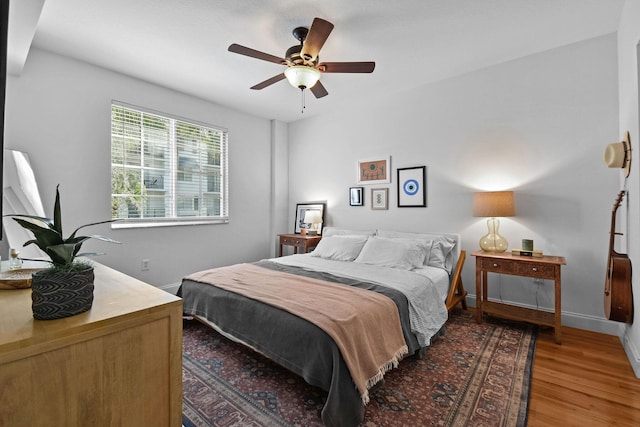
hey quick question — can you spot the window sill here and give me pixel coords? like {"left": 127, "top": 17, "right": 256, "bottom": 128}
{"left": 111, "top": 218, "right": 229, "bottom": 229}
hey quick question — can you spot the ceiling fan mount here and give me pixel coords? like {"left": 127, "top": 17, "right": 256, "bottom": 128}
{"left": 292, "top": 26, "right": 309, "bottom": 44}
{"left": 228, "top": 18, "right": 375, "bottom": 99}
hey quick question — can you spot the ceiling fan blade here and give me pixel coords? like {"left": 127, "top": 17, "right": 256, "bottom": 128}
{"left": 228, "top": 43, "right": 286, "bottom": 65}
{"left": 300, "top": 18, "right": 334, "bottom": 63}
{"left": 250, "top": 73, "right": 286, "bottom": 90}
{"left": 310, "top": 81, "right": 329, "bottom": 98}
{"left": 318, "top": 62, "right": 376, "bottom": 73}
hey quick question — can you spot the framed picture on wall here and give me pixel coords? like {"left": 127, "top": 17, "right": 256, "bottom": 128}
{"left": 294, "top": 203, "right": 326, "bottom": 235}
{"left": 397, "top": 166, "right": 426, "bottom": 207}
{"left": 357, "top": 156, "right": 391, "bottom": 185}
{"left": 371, "top": 188, "right": 388, "bottom": 210}
{"left": 349, "top": 187, "right": 364, "bottom": 206}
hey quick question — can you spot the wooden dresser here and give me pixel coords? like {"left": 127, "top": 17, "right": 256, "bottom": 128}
{"left": 0, "top": 261, "right": 183, "bottom": 426}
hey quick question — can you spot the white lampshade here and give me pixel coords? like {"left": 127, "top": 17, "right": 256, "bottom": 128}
{"left": 285, "top": 66, "right": 321, "bottom": 89}
{"left": 303, "top": 210, "right": 322, "bottom": 225}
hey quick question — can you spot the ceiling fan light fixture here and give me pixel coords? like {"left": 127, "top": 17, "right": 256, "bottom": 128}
{"left": 284, "top": 66, "right": 320, "bottom": 90}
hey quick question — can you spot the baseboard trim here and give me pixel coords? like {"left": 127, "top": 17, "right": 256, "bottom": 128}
{"left": 467, "top": 295, "right": 623, "bottom": 336}
{"left": 622, "top": 327, "right": 640, "bottom": 377}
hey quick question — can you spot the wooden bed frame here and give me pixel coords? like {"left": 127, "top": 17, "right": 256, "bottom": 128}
{"left": 445, "top": 249, "right": 468, "bottom": 311}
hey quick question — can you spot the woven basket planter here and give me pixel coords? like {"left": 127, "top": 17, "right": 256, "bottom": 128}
{"left": 31, "top": 267, "right": 95, "bottom": 320}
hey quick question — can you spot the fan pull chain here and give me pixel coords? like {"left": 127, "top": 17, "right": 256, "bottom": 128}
{"left": 300, "top": 88, "right": 306, "bottom": 114}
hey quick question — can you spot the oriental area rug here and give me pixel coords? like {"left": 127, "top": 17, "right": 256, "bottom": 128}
{"left": 182, "top": 309, "right": 537, "bottom": 427}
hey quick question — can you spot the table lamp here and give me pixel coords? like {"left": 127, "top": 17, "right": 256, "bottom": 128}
{"left": 473, "top": 191, "right": 515, "bottom": 252}
{"left": 303, "top": 210, "right": 323, "bottom": 235}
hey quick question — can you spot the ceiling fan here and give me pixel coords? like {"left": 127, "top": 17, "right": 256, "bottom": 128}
{"left": 228, "top": 17, "right": 375, "bottom": 99}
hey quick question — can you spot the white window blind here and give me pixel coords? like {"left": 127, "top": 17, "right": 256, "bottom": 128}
{"left": 111, "top": 102, "right": 228, "bottom": 227}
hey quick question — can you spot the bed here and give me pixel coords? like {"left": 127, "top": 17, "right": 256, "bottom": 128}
{"left": 179, "top": 228, "right": 467, "bottom": 427}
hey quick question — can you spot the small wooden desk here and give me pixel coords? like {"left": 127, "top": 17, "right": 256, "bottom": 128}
{"left": 278, "top": 233, "right": 322, "bottom": 257}
{"left": 472, "top": 251, "right": 566, "bottom": 344}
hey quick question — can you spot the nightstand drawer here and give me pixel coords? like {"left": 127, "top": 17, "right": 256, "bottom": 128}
{"left": 281, "top": 236, "right": 305, "bottom": 246}
{"left": 515, "top": 262, "right": 555, "bottom": 279}
{"left": 481, "top": 258, "right": 515, "bottom": 273}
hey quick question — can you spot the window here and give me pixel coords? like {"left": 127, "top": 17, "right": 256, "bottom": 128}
{"left": 111, "top": 102, "right": 228, "bottom": 228}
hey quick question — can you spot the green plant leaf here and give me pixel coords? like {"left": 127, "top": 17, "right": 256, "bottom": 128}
{"left": 11, "top": 217, "right": 63, "bottom": 251}
{"left": 53, "top": 184, "right": 63, "bottom": 236}
{"left": 45, "top": 243, "right": 77, "bottom": 266}
{"left": 84, "top": 234, "right": 121, "bottom": 244}
{"left": 8, "top": 214, "right": 56, "bottom": 229}
{"left": 68, "top": 219, "right": 119, "bottom": 240}
{"left": 76, "top": 252, "right": 106, "bottom": 257}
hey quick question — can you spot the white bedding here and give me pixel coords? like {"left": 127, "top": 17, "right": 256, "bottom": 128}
{"left": 412, "top": 266, "right": 452, "bottom": 300}
{"left": 272, "top": 253, "right": 449, "bottom": 347}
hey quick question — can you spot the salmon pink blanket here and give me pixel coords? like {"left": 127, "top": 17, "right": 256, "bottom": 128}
{"left": 185, "top": 263, "right": 408, "bottom": 404}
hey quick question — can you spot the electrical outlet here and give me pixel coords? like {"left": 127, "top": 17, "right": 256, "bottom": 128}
{"left": 141, "top": 259, "right": 150, "bottom": 271}
{"left": 533, "top": 278, "right": 544, "bottom": 285}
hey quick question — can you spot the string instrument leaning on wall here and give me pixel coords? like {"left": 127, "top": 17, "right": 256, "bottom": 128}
{"left": 604, "top": 190, "right": 633, "bottom": 323}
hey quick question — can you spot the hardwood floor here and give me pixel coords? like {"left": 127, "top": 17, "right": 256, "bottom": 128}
{"left": 528, "top": 325, "right": 640, "bottom": 426}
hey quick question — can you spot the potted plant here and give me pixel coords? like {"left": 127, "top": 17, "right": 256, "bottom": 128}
{"left": 8, "top": 185, "right": 121, "bottom": 320}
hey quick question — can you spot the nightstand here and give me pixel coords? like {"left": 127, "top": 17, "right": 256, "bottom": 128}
{"left": 472, "top": 251, "right": 566, "bottom": 344}
{"left": 278, "top": 234, "right": 322, "bottom": 257}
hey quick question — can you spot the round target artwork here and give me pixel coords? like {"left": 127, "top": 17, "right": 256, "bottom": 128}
{"left": 403, "top": 179, "right": 419, "bottom": 196}
{"left": 397, "top": 166, "right": 426, "bottom": 207}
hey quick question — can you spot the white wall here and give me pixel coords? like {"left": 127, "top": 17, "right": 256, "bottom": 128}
{"left": 616, "top": 0, "right": 640, "bottom": 375}
{"left": 289, "top": 34, "right": 620, "bottom": 332}
{"left": 3, "top": 48, "right": 276, "bottom": 290}
{"left": 270, "top": 119, "right": 289, "bottom": 257}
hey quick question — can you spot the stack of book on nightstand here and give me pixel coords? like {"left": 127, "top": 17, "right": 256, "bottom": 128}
{"left": 512, "top": 248, "right": 543, "bottom": 257}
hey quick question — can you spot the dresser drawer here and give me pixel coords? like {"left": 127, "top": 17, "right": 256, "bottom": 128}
{"left": 481, "top": 258, "right": 515, "bottom": 273}
{"left": 515, "top": 262, "right": 556, "bottom": 279}
{"left": 281, "top": 236, "right": 305, "bottom": 246}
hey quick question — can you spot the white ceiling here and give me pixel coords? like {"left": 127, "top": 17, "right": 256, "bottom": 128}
{"left": 8, "top": 0, "right": 625, "bottom": 123}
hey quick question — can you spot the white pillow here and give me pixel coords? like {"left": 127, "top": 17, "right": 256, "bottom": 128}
{"left": 310, "top": 235, "right": 369, "bottom": 261}
{"left": 376, "top": 230, "right": 456, "bottom": 272}
{"left": 429, "top": 238, "right": 456, "bottom": 271}
{"left": 354, "top": 236, "right": 431, "bottom": 270}
{"left": 322, "top": 227, "right": 376, "bottom": 237}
